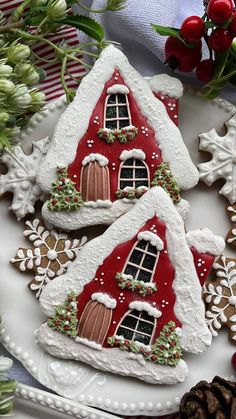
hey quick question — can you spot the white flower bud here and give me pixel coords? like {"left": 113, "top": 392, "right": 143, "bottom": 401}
{"left": 0, "top": 112, "right": 16, "bottom": 128}
{"left": 47, "top": 0, "right": 67, "bottom": 20}
{"left": 0, "top": 79, "right": 15, "bottom": 95}
{"left": 9, "top": 84, "right": 32, "bottom": 112}
{"left": 14, "top": 62, "right": 40, "bottom": 86}
{"left": 0, "top": 63, "right": 13, "bottom": 78}
{"left": 7, "top": 43, "right": 31, "bottom": 64}
{"left": 29, "top": 90, "right": 46, "bottom": 112}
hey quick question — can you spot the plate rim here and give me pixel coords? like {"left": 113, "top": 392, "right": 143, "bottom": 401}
{"left": 1, "top": 87, "right": 235, "bottom": 417}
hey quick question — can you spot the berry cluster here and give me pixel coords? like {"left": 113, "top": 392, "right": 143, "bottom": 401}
{"left": 154, "top": 0, "right": 236, "bottom": 92}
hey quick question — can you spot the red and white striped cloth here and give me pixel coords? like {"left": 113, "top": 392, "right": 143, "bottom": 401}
{"left": 1, "top": 2, "right": 178, "bottom": 418}
{"left": 1, "top": 0, "right": 86, "bottom": 102}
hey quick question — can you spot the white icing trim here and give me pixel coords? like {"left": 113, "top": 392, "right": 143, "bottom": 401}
{"left": 129, "top": 301, "right": 162, "bottom": 318}
{"left": 38, "top": 324, "right": 189, "bottom": 385}
{"left": 91, "top": 293, "right": 117, "bottom": 309}
{"left": 82, "top": 153, "right": 108, "bottom": 167}
{"left": 148, "top": 74, "right": 183, "bottom": 99}
{"left": 83, "top": 200, "right": 112, "bottom": 208}
{"left": 39, "top": 187, "right": 213, "bottom": 356}
{"left": 107, "top": 84, "right": 129, "bottom": 95}
{"left": 119, "top": 149, "right": 146, "bottom": 161}
{"left": 185, "top": 228, "right": 225, "bottom": 256}
{"left": 37, "top": 45, "right": 198, "bottom": 195}
{"left": 74, "top": 336, "right": 102, "bottom": 350}
{"left": 137, "top": 231, "right": 164, "bottom": 250}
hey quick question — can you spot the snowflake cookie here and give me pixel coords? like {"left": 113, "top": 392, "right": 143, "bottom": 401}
{"left": 198, "top": 114, "right": 236, "bottom": 204}
{"left": 10, "top": 219, "right": 87, "bottom": 298}
{"left": 226, "top": 204, "right": 236, "bottom": 246}
{"left": 0, "top": 137, "right": 50, "bottom": 220}
{"left": 203, "top": 255, "right": 236, "bottom": 343}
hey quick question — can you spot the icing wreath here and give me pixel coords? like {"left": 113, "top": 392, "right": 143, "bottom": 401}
{"left": 97, "top": 126, "right": 138, "bottom": 144}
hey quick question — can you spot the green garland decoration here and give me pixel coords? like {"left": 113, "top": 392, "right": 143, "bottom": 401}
{"left": 47, "top": 292, "right": 78, "bottom": 337}
{"left": 107, "top": 321, "right": 182, "bottom": 367}
{"left": 151, "top": 162, "right": 181, "bottom": 204}
{"left": 97, "top": 126, "right": 138, "bottom": 144}
{"left": 48, "top": 167, "right": 84, "bottom": 212}
{"left": 116, "top": 186, "right": 148, "bottom": 200}
{"left": 115, "top": 272, "right": 157, "bottom": 296}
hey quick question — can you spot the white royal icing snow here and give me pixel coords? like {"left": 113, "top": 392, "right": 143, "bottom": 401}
{"left": 75, "top": 336, "right": 102, "bottom": 350}
{"left": 137, "top": 231, "right": 164, "bottom": 250}
{"left": 37, "top": 45, "right": 198, "bottom": 195}
{"left": 119, "top": 149, "right": 146, "bottom": 161}
{"left": 148, "top": 74, "right": 183, "bottom": 99}
{"left": 91, "top": 292, "right": 117, "bottom": 309}
{"left": 185, "top": 228, "right": 225, "bottom": 256}
{"left": 38, "top": 324, "right": 189, "bottom": 385}
{"left": 82, "top": 153, "right": 109, "bottom": 167}
{"left": 39, "top": 187, "right": 214, "bottom": 360}
{"left": 129, "top": 301, "right": 162, "bottom": 318}
{"left": 83, "top": 200, "right": 112, "bottom": 208}
{"left": 107, "top": 84, "right": 129, "bottom": 95}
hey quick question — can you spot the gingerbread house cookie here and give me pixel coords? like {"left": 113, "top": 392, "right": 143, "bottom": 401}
{"left": 37, "top": 45, "right": 198, "bottom": 231}
{"left": 38, "top": 187, "right": 224, "bottom": 385}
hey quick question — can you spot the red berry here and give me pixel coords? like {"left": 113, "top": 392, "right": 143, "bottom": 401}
{"left": 74, "top": 197, "right": 78, "bottom": 202}
{"left": 51, "top": 199, "right": 58, "bottom": 206}
{"left": 165, "top": 37, "right": 202, "bottom": 72}
{"left": 207, "top": 0, "right": 234, "bottom": 24}
{"left": 228, "top": 12, "right": 236, "bottom": 37}
{"left": 208, "top": 28, "right": 232, "bottom": 52}
{"left": 54, "top": 321, "right": 60, "bottom": 326}
{"left": 65, "top": 196, "right": 71, "bottom": 202}
{"left": 151, "top": 355, "right": 157, "bottom": 362}
{"left": 64, "top": 325, "right": 70, "bottom": 331}
{"left": 196, "top": 59, "right": 215, "bottom": 82}
{"left": 231, "top": 352, "right": 236, "bottom": 371}
{"left": 180, "top": 16, "right": 205, "bottom": 43}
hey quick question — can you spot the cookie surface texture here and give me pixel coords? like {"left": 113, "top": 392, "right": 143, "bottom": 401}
{"left": 37, "top": 187, "right": 225, "bottom": 384}
{"left": 37, "top": 45, "right": 198, "bottom": 230}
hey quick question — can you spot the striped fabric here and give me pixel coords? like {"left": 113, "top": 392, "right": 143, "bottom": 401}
{"left": 1, "top": 0, "right": 86, "bottom": 102}
{"left": 1, "top": 2, "right": 178, "bottom": 418}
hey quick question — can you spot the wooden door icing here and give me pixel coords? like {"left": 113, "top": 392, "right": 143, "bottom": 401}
{"left": 78, "top": 300, "right": 112, "bottom": 345}
{"left": 80, "top": 161, "right": 110, "bottom": 202}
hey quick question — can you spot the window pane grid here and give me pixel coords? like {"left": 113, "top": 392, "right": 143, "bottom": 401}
{"left": 105, "top": 94, "right": 131, "bottom": 130}
{"left": 117, "top": 310, "right": 155, "bottom": 343}
{"left": 123, "top": 240, "right": 158, "bottom": 283}
{"left": 119, "top": 158, "right": 149, "bottom": 189}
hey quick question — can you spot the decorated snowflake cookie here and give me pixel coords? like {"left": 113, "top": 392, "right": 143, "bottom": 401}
{"left": 0, "top": 137, "right": 49, "bottom": 220}
{"left": 10, "top": 218, "right": 87, "bottom": 298}
{"left": 37, "top": 187, "right": 224, "bottom": 385}
{"left": 226, "top": 204, "right": 236, "bottom": 246}
{"left": 37, "top": 45, "right": 198, "bottom": 231}
{"left": 198, "top": 114, "right": 236, "bottom": 203}
{"left": 203, "top": 255, "right": 236, "bottom": 343}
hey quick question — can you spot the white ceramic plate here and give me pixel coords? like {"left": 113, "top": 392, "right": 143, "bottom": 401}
{"left": 14, "top": 383, "right": 120, "bottom": 419}
{"left": 0, "top": 88, "right": 236, "bottom": 417}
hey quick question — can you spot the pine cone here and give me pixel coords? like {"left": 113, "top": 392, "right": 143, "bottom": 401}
{"left": 179, "top": 376, "right": 236, "bottom": 418}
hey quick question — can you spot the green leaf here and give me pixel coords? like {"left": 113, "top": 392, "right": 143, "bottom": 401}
{"left": 0, "top": 132, "right": 12, "bottom": 150}
{"left": 205, "top": 21, "right": 216, "bottom": 29}
{"left": 151, "top": 24, "right": 181, "bottom": 40}
{"left": 214, "top": 51, "right": 230, "bottom": 79}
{"left": 206, "top": 69, "right": 236, "bottom": 90}
{"left": 50, "top": 15, "right": 105, "bottom": 42}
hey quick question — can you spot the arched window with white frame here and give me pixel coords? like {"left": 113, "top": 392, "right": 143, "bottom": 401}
{"left": 105, "top": 91, "right": 131, "bottom": 130}
{"left": 119, "top": 158, "right": 149, "bottom": 190}
{"left": 116, "top": 309, "right": 156, "bottom": 345}
{"left": 122, "top": 233, "right": 164, "bottom": 283}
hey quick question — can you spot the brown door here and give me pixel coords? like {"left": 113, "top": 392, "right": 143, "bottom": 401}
{"left": 80, "top": 161, "right": 110, "bottom": 202}
{"left": 78, "top": 300, "right": 112, "bottom": 345}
